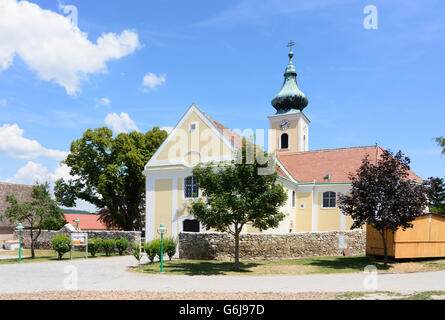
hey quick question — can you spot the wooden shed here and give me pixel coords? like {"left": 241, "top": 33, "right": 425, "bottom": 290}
{"left": 366, "top": 213, "right": 445, "bottom": 259}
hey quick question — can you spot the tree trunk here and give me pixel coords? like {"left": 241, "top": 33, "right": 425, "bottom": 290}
{"left": 234, "top": 231, "right": 240, "bottom": 271}
{"left": 30, "top": 228, "right": 35, "bottom": 259}
{"left": 380, "top": 230, "right": 388, "bottom": 268}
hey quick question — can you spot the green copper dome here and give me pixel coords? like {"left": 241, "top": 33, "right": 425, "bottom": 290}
{"left": 271, "top": 51, "right": 308, "bottom": 114}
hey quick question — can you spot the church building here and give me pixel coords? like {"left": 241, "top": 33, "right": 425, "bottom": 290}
{"left": 143, "top": 46, "right": 423, "bottom": 241}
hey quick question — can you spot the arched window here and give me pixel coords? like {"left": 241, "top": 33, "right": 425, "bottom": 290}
{"left": 280, "top": 133, "right": 289, "bottom": 149}
{"left": 322, "top": 191, "right": 337, "bottom": 208}
{"left": 184, "top": 176, "right": 199, "bottom": 198}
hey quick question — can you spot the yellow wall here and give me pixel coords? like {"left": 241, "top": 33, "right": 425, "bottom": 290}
{"left": 154, "top": 179, "right": 172, "bottom": 238}
{"left": 270, "top": 119, "right": 299, "bottom": 153}
{"left": 155, "top": 111, "right": 233, "bottom": 163}
{"left": 294, "top": 192, "right": 312, "bottom": 232}
{"left": 317, "top": 192, "right": 341, "bottom": 231}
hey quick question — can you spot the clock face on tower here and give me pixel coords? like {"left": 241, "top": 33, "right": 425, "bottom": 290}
{"left": 280, "top": 119, "right": 290, "bottom": 130}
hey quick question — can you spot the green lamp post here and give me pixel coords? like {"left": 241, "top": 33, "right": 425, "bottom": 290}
{"left": 73, "top": 217, "right": 80, "bottom": 230}
{"left": 16, "top": 222, "right": 24, "bottom": 263}
{"left": 157, "top": 224, "right": 167, "bottom": 273}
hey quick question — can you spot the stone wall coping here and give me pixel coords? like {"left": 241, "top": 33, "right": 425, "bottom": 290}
{"left": 180, "top": 230, "right": 363, "bottom": 236}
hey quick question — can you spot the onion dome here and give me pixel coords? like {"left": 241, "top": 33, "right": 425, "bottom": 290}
{"left": 271, "top": 49, "right": 308, "bottom": 114}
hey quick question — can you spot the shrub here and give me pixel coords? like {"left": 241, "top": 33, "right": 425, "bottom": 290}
{"left": 102, "top": 239, "right": 116, "bottom": 256}
{"left": 51, "top": 234, "right": 71, "bottom": 260}
{"left": 116, "top": 238, "right": 130, "bottom": 255}
{"left": 144, "top": 240, "right": 158, "bottom": 263}
{"left": 164, "top": 237, "right": 177, "bottom": 261}
{"left": 88, "top": 238, "right": 102, "bottom": 257}
{"left": 132, "top": 242, "right": 142, "bottom": 265}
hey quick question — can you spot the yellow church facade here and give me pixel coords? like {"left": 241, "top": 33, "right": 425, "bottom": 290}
{"left": 143, "top": 48, "right": 422, "bottom": 241}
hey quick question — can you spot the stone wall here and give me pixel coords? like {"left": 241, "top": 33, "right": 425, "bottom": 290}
{"left": 0, "top": 182, "right": 32, "bottom": 229}
{"left": 179, "top": 230, "right": 366, "bottom": 261}
{"left": 14, "top": 229, "right": 141, "bottom": 253}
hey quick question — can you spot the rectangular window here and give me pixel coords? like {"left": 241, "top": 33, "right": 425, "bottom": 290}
{"left": 184, "top": 176, "right": 199, "bottom": 198}
{"left": 322, "top": 191, "right": 337, "bottom": 208}
{"left": 292, "top": 190, "right": 296, "bottom": 208}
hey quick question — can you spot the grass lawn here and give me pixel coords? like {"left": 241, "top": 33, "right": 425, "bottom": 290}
{"left": 0, "top": 249, "right": 126, "bottom": 264}
{"left": 130, "top": 255, "right": 445, "bottom": 276}
{"left": 337, "top": 291, "right": 445, "bottom": 300}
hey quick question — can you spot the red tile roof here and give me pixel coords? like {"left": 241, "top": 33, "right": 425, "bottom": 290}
{"left": 64, "top": 213, "right": 118, "bottom": 230}
{"left": 277, "top": 146, "right": 423, "bottom": 183}
{"left": 206, "top": 113, "right": 423, "bottom": 185}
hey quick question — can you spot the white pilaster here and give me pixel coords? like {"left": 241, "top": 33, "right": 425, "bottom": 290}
{"left": 145, "top": 176, "right": 155, "bottom": 241}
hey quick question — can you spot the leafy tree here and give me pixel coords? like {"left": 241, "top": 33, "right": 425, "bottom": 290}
{"left": 1, "top": 182, "right": 65, "bottom": 259}
{"left": 339, "top": 150, "right": 430, "bottom": 267}
{"left": 51, "top": 234, "right": 71, "bottom": 260}
{"left": 38, "top": 214, "right": 67, "bottom": 231}
{"left": 425, "top": 177, "right": 445, "bottom": 215}
{"left": 54, "top": 126, "right": 167, "bottom": 231}
{"left": 435, "top": 137, "right": 445, "bottom": 156}
{"left": 189, "top": 142, "right": 287, "bottom": 271}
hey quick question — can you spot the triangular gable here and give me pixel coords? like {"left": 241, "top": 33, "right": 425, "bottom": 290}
{"left": 144, "top": 104, "right": 237, "bottom": 170}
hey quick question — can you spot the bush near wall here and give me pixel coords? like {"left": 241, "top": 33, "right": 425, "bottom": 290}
{"left": 179, "top": 230, "right": 366, "bottom": 261}
{"left": 14, "top": 230, "right": 141, "bottom": 254}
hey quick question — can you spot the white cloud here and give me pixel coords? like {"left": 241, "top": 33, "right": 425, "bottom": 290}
{"left": 95, "top": 97, "right": 111, "bottom": 108}
{"left": 6, "top": 161, "right": 49, "bottom": 185}
{"left": 5, "top": 161, "right": 75, "bottom": 185}
{"left": 0, "top": 0, "right": 140, "bottom": 95}
{"left": 142, "top": 72, "right": 166, "bottom": 90}
{"left": 0, "top": 98, "right": 7, "bottom": 106}
{"left": 104, "top": 112, "right": 139, "bottom": 134}
{"left": 5, "top": 161, "right": 96, "bottom": 211}
{"left": 0, "top": 123, "right": 68, "bottom": 160}
{"left": 160, "top": 126, "right": 173, "bottom": 134}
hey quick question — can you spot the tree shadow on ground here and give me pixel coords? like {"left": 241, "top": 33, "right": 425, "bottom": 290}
{"left": 139, "top": 261, "right": 261, "bottom": 275}
{"left": 304, "top": 256, "right": 391, "bottom": 272}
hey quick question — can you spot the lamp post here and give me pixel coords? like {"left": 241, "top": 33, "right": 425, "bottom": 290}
{"left": 73, "top": 217, "right": 80, "bottom": 230}
{"left": 16, "top": 223, "right": 24, "bottom": 263}
{"left": 157, "top": 224, "right": 167, "bottom": 273}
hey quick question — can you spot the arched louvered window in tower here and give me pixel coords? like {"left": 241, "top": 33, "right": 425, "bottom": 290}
{"left": 280, "top": 133, "right": 289, "bottom": 149}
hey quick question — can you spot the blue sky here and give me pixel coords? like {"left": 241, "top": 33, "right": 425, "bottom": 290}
{"left": 0, "top": 0, "right": 444, "bottom": 208}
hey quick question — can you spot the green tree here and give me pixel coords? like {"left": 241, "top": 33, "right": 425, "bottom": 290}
{"left": 339, "top": 150, "right": 430, "bottom": 267}
{"left": 0, "top": 182, "right": 65, "bottom": 259}
{"left": 435, "top": 137, "right": 445, "bottom": 156}
{"left": 54, "top": 126, "right": 167, "bottom": 231}
{"left": 189, "top": 142, "right": 287, "bottom": 271}
{"left": 38, "top": 214, "right": 67, "bottom": 230}
{"left": 425, "top": 177, "right": 445, "bottom": 215}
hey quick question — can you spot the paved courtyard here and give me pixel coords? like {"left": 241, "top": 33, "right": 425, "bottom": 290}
{"left": 1, "top": 256, "right": 445, "bottom": 294}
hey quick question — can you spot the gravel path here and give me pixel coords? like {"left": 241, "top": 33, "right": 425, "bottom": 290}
{"left": 1, "top": 256, "right": 444, "bottom": 294}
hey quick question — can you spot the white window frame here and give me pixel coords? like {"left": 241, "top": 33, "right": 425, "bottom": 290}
{"left": 322, "top": 191, "right": 337, "bottom": 209}
{"left": 183, "top": 176, "right": 199, "bottom": 199}
{"left": 291, "top": 190, "right": 296, "bottom": 208}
